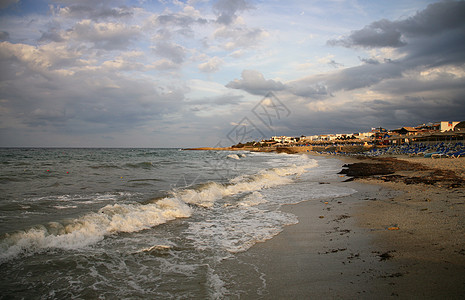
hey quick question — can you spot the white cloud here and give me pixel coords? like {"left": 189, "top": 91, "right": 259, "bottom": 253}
{"left": 213, "top": 25, "right": 269, "bottom": 50}
{"left": 70, "top": 19, "right": 141, "bottom": 50}
{"left": 0, "top": 41, "right": 80, "bottom": 75}
{"left": 198, "top": 56, "right": 223, "bottom": 73}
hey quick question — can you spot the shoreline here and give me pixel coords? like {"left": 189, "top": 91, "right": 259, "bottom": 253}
{"left": 227, "top": 154, "right": 465, "bottom": 298}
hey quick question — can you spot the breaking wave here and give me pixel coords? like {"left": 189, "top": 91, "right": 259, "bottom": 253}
{"left": 0, "top": 156, "right": 317, "bottom": 263}
{"left": 0, "top": 198, "right": 191, "bottom": 263}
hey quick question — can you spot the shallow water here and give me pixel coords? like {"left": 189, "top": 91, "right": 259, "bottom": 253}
{"left": 0, "top": 148, "right": 354, "bottom": 298}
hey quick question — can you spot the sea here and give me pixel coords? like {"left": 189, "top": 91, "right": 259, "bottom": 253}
{"left": 0, "top": 148, "right": 356, "bottom": 299}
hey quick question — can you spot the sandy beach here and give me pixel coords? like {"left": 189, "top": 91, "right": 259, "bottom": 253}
{"left": 228, "top": 154, "right": 465, "bottom": 299}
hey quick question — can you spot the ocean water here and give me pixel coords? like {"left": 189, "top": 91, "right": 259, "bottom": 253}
{"left": 0, "top": 148, "right": 355, "bottom": 299}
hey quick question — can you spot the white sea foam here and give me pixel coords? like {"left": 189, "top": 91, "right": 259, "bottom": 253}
{"left": 185, "top": 207, "right": 298, "bottom": 253}
{"left": 174, "top": 158, "right": 317, "bottom": 208}
{"left": 54, "top": 205, "right": 78, "bottom": 210}
{"left": 136, "top": 244, "right": 173, "bottom": 254}
{"left": 0, "top": 198, "right": 192, "bottom": 263}
{"left": 0, "top": 155, "right": 317, "bottom": 262}
{"left": 207, "top": 266, "right": 228, "bottom": 299}
{"left": 27, "top": 192, "right": 138, "bottom": 205}
{"left": 237, "top": 191, "right": 267, "bottom": 207}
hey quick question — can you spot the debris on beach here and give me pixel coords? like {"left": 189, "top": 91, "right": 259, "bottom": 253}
{"left": 373, "top": 250, "right": 396, "bottom": 261}
{"left": 339, "top": 157, "right": 465, "bottom": 188}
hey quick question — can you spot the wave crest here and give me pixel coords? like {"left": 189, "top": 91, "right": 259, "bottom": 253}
{"left": 0, "top": 156, "right": 318, "bottom": 263}
{"left": 0, "top": 198, "right": 191, "bottom": 263}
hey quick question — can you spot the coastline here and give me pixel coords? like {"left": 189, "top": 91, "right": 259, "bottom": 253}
{"left": 225, "top": 154, "right": 465, "bottom": 298}
{"left": 353, "top": 157, "right": 465, "bottom": 298}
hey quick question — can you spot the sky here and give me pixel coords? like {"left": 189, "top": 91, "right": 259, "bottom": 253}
{"left": 0, "top": 0, "right": 464, "bottom": 147}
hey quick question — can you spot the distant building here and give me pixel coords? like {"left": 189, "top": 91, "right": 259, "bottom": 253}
{"left": 454, "top": 121, "right": 465, "bottom": 131}
{"left": 437, "top": 121, "right": 460, "bottom": 132}
{"left": 300, "top": 135, "right": 319, "bottom": 142}
{"left": 271, "top": 136, "right": 297, "bottom": 144}
{"left": 393, "top": 127, "right": 418, "bottom": 135}
{"left": 356, "top": 132, "right": 375, "bottom": 140}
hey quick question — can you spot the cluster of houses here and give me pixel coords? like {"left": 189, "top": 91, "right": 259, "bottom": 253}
{"left": 259, "top": 121, "right": 465, "bottom": 147}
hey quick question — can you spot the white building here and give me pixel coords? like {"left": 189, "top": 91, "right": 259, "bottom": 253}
{"left": 271, "top": 136, "right": 297, "bottom": 144}
{"left": 300, "top": 135, "right": 319, "bottom": 142}
{"left": 356, "top": 132, "right": 375, "bottom": 140}
{"left": 437, "top": 121, "right": 460, "bottom": 132}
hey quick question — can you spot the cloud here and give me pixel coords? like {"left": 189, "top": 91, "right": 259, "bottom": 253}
{"left": 39, "top": 28, "right": 65, "bottom": 43}
{"left": 328, "top": 19, "right": 406, "bottom": 48}
{"left": 153, "top": 5, "right": 208, "bottom": 29}
{"left": 71, "top": 20, "right": 141, "bottom": 50}
{"left": 358, "top": 56, "right": 380, "bottom": 65}
{"left": 328, "top": 1, "right": 465, "bottom": 49}
{"left": 294, "top": 1, "right": 465, "bottom": 99}
{"left": 224, "top": 1, "right": 465, "bottom": 136}
{"left": 1, "top": 64, "right": 188, "bottom": 134}
{"left": 152, "top": 41, "right": 186, "bottom": 64}
{"left": 0, "top": 41, "right": 80, "bottom": 75}
{"left": 213, "top": 25, "right": 268, "bottom": 50}
{"left": 213, "top": 0, "right": 252, "bottom": 25}
{"left": 53, "top": 0, "right": 134, "bottom": 21}
{"left": 210, "top": 0, "right": 268, "bottom": 51}
{"left": 0, "top": 37, "right": 190, "bottom": 137}
{"left": 286, "top": 80, "right": 332, "bottom": 99}
{"left": 0, "top": 31, "right": 9, "bottom": 41}
{"left": 188, "top": 93, "right": 243, "bottom": 107}
{"left": 150, "top": 59, "right": 179, "bottom": 70}
{"left": 0, "top": 0, "right": 18, "bottom": 10}
{"left": 226, "top": 70, "right": 285, "bottom": 95}
{"left": 1, "top": 0, "right": 465, "bottom": 147}
{"left": 198, "top": 56, "right": 223, "bottom": 73}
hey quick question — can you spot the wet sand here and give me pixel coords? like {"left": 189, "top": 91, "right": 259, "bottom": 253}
{"left": 354, "top": 156, "right": 465, "bottom": 299}
{"left": 229, "top": 155, "right": 465, "bottom": 299}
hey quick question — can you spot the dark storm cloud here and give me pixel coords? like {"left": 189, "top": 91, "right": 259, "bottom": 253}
{"left": 293, "top": 1, "right": 465, "bottom": 99}
{"left": 399, "top": 27, "right": 465, "bottom": 69}
{"left": 328, "top": 18, "right": 406, "bottom": 48}
{"left": 227, "top": 61, "right": 404, "bottom": 100}
{"left": 362, "top": 94, "right": 465, "bottom": 126}
{"left": 225, "top": 1, "right": 465, "bottom": 134}
{"left": 328, "top": 61, "right": 403, "bottom": 91}
{"left": 374, "top": 72, "right": 465, "bottom": 96}
{"left": 397, "top": 1, "right": 465, "bottom": 37}
{"left": 328, "top": 1, "right": 465, "bottom": 49}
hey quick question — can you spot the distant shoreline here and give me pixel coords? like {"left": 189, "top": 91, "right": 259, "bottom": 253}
{"left": 183, "top": 144, "right": 373, "bottom": 154}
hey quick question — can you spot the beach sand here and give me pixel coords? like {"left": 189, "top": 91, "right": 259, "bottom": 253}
{"left": 226, "top": 155, "right": 465, "bottom": 299}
